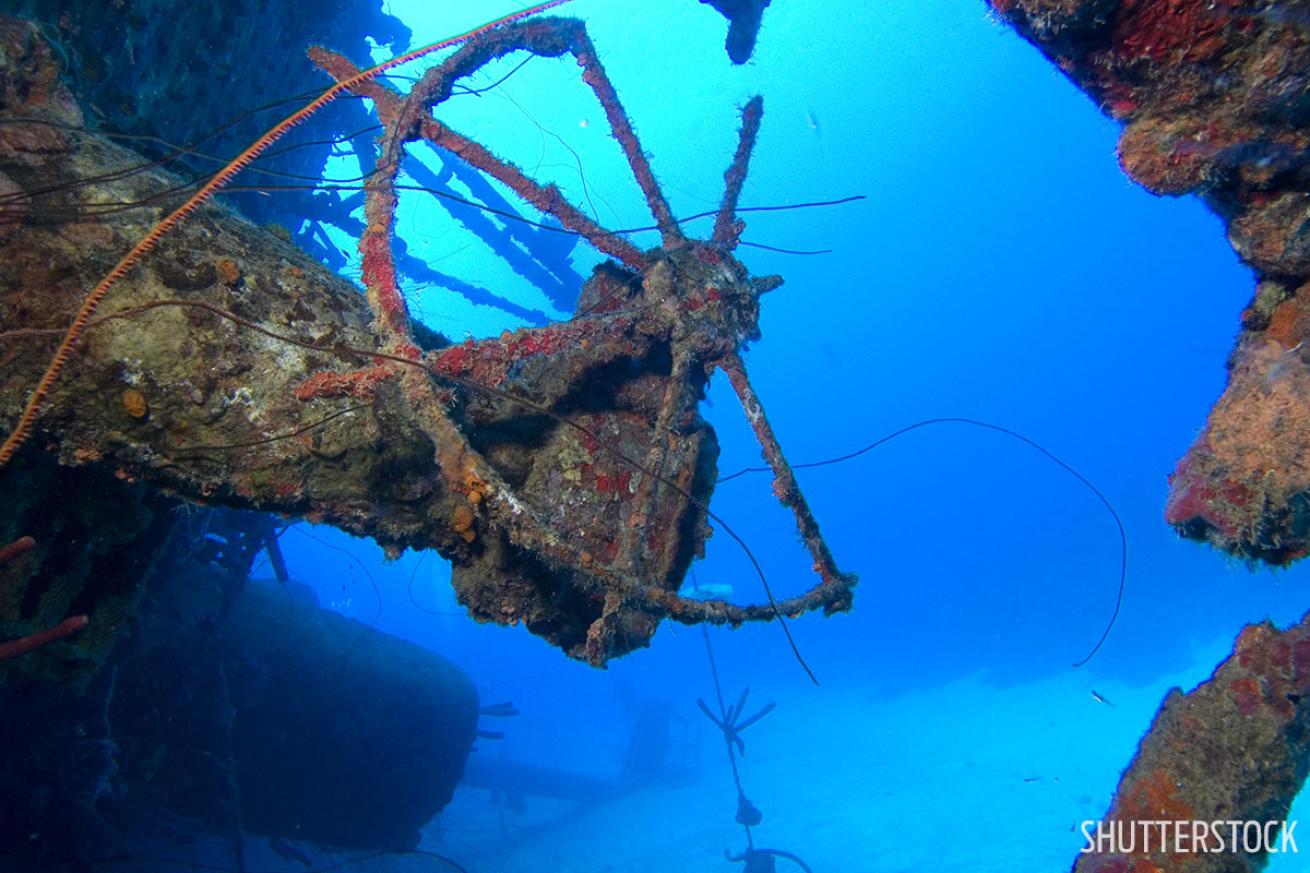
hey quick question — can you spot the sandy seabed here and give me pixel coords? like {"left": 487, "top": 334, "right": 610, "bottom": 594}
{"left": 429, "top": 637, "right": 1303, "bottom": 873}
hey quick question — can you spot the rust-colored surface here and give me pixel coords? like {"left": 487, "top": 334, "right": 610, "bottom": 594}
{"left": 990, "top": 0, "right": 1310, "bottom": 563}
{"left": 0, "top": 15, "right": 855, "bottom": 667}
{"left": 1074, "top": 612, "right": 1310, "bottom": 873}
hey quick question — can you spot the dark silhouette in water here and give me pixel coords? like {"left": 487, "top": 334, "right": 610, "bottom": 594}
{"left": 701, "top": 0, "right": 774, "bottom": 63}
{"left": 699, "top": 627, "right": 814, "bottom": 869}
{"left": 728, "top": 847, "right": 815, "bottom": 873}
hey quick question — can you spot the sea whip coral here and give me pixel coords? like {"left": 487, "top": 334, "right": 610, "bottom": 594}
{"left": 0, "top": 537, "right": 88, "bottom": 661}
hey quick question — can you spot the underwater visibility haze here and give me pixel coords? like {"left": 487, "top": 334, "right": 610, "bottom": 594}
{"left": 3, "top": 0, "right": 1310, "bottom": 871}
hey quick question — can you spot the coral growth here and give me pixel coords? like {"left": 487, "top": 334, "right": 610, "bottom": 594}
{"left": 0, "top": 536, "right": 88, "bottom": 661}
{"left": 0, "top": 11, "right": 853, "bottom": 667}
{"left": 1075, "top": 611, "right": 1310, "bottom": 873}
{"left": 989, "top": 0, "right": 1310, "bottom": 563}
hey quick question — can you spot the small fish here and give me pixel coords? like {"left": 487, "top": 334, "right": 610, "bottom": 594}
{"left": 805, "top": 108, "right": 821, "bottom": 135}
{"left": 681, "top": 581, "right": 734, "bottom": 601}
{"left": 1023, "top": 777, "right": 1041, "bottom": 783}
{"left": 1090, "top": 690, "right": 1115, "bottom": 707}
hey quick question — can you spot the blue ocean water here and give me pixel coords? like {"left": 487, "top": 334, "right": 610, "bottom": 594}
{"left": 251, "top": 1, "right": 1310, "bottom": 869}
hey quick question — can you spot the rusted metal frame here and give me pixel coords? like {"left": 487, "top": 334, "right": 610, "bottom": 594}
{"left": 358, "top": 139, "right": 419, "bottom": 357}
{"left": 428, "top": 19, "right": 677, "bottom": 258}
{"left": 642, "top": 582, "right": 850, "bottom": 626}
{"left": 427, "top": 309, "right": 640, "bottom": 385}
{"left": 360, "top": 62, "right": 654, "bottom": 611}
{"left": 583, "top": 589, "right": 628, "bottom": 665}
{"left": 712, "top": 96, "right": 763, "bottom": 248}
{"left": 620, "top": 347, "right": 696, "bottom": 566}
{"left": 562, "top": 20, "right": 684, "bottom": 249}
{"left": 314, "top": 18, "right": 855, "bottom": 652}
{"left": 417, "top": 118, "right": 647, "bottom": 268}
{"left": 416, "top": 366, "right": 854, "bottom": 652}
{"left": 614, "top": 345, "right": 700, "bottom": 581}
{"left": 315, "top": 31, "right": 696, "bottom": 654}
{"left": 354, "top": 60, "right": 591, "bottom": 579}
{"left": 310, "top": 39, "right": 647, "bottom": 269}
{"left": 718, "top": 352, "right": 855, "bottom": 612}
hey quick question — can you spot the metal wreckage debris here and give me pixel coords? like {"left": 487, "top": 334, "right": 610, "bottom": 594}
{"left": 0, "top": 10, "right": 855, "bottom": 670}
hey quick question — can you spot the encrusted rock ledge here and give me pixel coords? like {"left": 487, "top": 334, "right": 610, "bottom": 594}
{"left": 992, "top": 0, "right": 1310, "bottom": 563}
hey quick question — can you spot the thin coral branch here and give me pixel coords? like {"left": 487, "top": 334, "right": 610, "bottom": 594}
{"left": 0, "top": 535, "right": 35, "bottom": 564}
{"left": 713, "top": 96, "right": 763, "bottom": 248}
{"left": 0, "top": 615, "right": 89, "bottom": 661}
{"left": 0, "top": 535, "right": 89, "bottom": 660}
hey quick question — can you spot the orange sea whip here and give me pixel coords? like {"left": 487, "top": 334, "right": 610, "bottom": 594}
{"left": 0, "top": 614, "right": 89, "bottom": 661}
{"left": 0, "top": 536, "right": 89, "bottom": 660}
{"left": 0, "top": 0, "right": 575, "bottom": 468}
